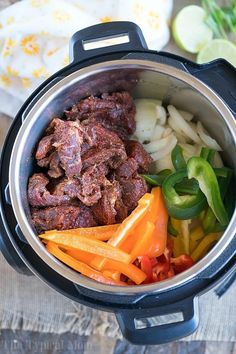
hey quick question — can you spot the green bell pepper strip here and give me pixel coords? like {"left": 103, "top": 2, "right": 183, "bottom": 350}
{"left": 171, "top": 145, "right": 187, "bottom": 170}
{"left": 187, "top": 157, "right": 229, "bottom": 225}
{"left": 143, "top": 172, "right": 199, "bottom": 195}
{"left": 175, "top": 178, "right": 199, "bottom": 195}
{"left": 202, "top": 207, "right": 216, "bottom": 234}
{"left": 162, "top": 170, "right": 207, "bottom": 220}
{"left": 200, "top": 147, "right": 215, "bottom": 165}
{"left": 214, "top": 167, "right": 233, "bottom": 179}
{"left": 202, "top": 168, "right": 232, "bottom": 233}
{"left": 142, "top": 169, "right": 172, "bottom": 186}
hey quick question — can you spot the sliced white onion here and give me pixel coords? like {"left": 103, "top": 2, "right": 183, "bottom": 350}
{"left": 168, "top": 117, "right": 192, "bottom": 143}
{"left": 197, "top": 121, "right": 222, "bottom": 151}
{"left": 162, "top": 127, "right": 172, "bottom": 138}
{"left": 144, "top": 134, "right": 174, "bottom": 154}
{"left": 179, "top": 143, "right": 198, "bottom": 160}
{"left": 150, "top": 134, "right": 177, "bottom": 161}
{"left": 150, "top": 124, "right": 165, "bottom": 141}
{"left": 189, "top": 121, "right": 197, "bottom": 131}
{"left": 174, "top": 132, "right": 188, "bottom": 144}
{"left": 156, "top": 105, "right": 167, "bottom": 125}
{"left": 135, "top": 117, "right": 158, "bottom": 142}
{"left": 168, "top": 116, "right": 183, "bottom": 134}
{"left": 154, "top": 154, "right": 174, "bottom": 172}
{"left": 168, "top": 105, "right": 202, "bottom": 144}
{"left": 178, "top": 110, "right": 194, "bottom": 121}
{"left": 134, "top": 99, "right": 161, "bottom": 121}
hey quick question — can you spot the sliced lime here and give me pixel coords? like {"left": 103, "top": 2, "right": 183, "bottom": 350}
{"left": 172, "top": 5, "right": 213, "bottom": 53}
{"left": 197, "top": 39, "right": 236, "bottom": 67}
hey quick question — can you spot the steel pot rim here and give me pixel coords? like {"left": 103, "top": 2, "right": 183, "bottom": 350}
{"left": 9, "top": 59, "right": 236, "bottom": 295}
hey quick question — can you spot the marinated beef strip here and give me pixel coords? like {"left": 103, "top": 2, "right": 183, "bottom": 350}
{"left": 28, "top": 173, "right": 72, "bottom": 207}
{"left": 125, "top": 140, "right": 153, "bottom": 172}
{"left": 65, "top": 91, "right": 136, "bottom": 138}
{"left": 29, "top": 91, "right": 153, "bottom": 231}
{"left": 35, "top": 134, "right": 54, "bottom": 160}
{"left": 92, "top": 180, "right": 122, "bottom": 225}
{"left": 32, "top": 205, "right": 97, "bottom": 233}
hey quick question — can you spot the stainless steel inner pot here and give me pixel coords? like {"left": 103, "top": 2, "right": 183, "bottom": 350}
{"left": 9, "top": 60, "right": 236, "bottom": 295}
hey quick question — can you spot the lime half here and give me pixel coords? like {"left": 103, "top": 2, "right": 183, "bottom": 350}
{"left": 197, "top": 39, "right": 236, "bottom": 67}
{"left": 172, "top": 5, "right": 213, "bottom": 53}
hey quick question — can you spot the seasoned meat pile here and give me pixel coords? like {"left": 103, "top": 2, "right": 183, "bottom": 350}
{"left": 28, "top": 92, "right": 152, "bottom": 232}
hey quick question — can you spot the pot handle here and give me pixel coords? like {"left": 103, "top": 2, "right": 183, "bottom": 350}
{"left": 184, "top": 59, "right": 236, "bottom": 116}
{"left": 116, "top": 296, "right": 199, "bottom": 345}
{"left": 69, "top": 21, "right": 148, "bottom": 63}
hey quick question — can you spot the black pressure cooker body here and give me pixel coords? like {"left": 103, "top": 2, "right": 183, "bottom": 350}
{"left": 0, "top": 22, "right": 235, "bottom": 345}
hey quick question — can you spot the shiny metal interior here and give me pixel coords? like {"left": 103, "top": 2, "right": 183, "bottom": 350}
{"left": 9, "top": 60, "right": 236, "bottom": 295}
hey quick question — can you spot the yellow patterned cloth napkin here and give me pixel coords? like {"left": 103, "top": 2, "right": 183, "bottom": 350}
{"left": 0, "top": 0, "right": 173, "bottom": 117}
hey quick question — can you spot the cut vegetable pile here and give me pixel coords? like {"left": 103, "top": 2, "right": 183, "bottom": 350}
{"left": 39, "top": 100, "right": 233, "bottom": 286}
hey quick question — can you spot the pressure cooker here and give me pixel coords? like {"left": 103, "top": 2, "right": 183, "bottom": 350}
{"left": 0, "top": 22, "right": 235, "bottom": 345}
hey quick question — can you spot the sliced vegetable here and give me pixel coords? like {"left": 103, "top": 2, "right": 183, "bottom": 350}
{"left": 100, "top": 259, "right": 147, "bottom": 285}
{"left": 170, "top": 218, "right": 186, "bottom": 257}
{"left": 180, "top": 219, "right": 191, "bottom": 254}
{"left": 102, "top": 270, "right": 120, "bottom": 282}
{"left": 175, "top": 178, "right": 199, "bottom": 195}
{"left": 156, "top": 105, "right": 167, "bottom": 125}
{"left": 46, "top": 242, "right": 127, "bottom": 286}
{"left": 150, "top": 134, "right": 178, "bottom": 161}
{"left": 139, "top": 255, "right": 153, "bottom": 283}
{"left": 44, "top": 224, "right": 119, "bottom": 241}
{"left": 146, "top": 188, "right": 168, "bottom": 258}
{"left": 142, "top": 169, "right": 172, "bottom": 186}
{"left": 130, "top": 221, "right": 155, "bottom": 260}
{"left": 167, "top": 219, "right": 179, "bottom": 237}
{"left": 162, "top": 170, "right": 207, "bottom": 219}
{"left": 171, "top": 254, "right": 194, "bottom": 274}
{"left": 187, "top": 157, "right": 228, "bottom": 225}
{"left": 179, "top": 110, "right": 194, "bottom": 122}
{"left": 168, "top": 105, "right": 202, "bottom": 144}
{"left": 108, "top": 193, "right": 154, "bottom": 247}
{"left": 197, "top": 121, "right": 222, "bottom": 150}
{"left": 190, "top": 226, "right": 205, "bottom": 242}
{"left": 150, "top": 124, "right": 165, "bottom": 141}
{"left": 40, "top": 232, "right": 131, "bottom": 264}
{"left": 66, "top": 248, "right": 95, "bottom": 265}
{"left": 90, "top": 193, "right": 154, "bottom": 270}
{"left": 200, "top": 146, "right": 215, "bottom": 165}
{"left": 171, "top": 144, "right": 187, "bottom": 170}
{"left": 190, "top": 232, "right": 222, "bottom": 262}
{"left": 202, "top": 207, "right": 216, "bottom": 234}
{"left": 144, "top": 135, "right": 174, "bottom": 154}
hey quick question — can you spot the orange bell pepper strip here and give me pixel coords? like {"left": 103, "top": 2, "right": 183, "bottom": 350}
{"left": 118, "top": 188, "right": 161, "bottom": 253}
{"left": 40, "top": 233, "right": 131, "bottom": 264}
{"left": 46, "top": 242, "right": 127, "bottom": 286}
{"left": 102, "top": 270, "right": 121, "bottom": 282}
{"left": 130, "top": 221, "right": 155, "bottom": 261}
{"left": 100, "top": 259, "right": 147, "bottom": 285}
{"left": 91, "top": 193, "right": 154, "bottom": 270}
{"left": 146, "top": 188, "right": 168, "bottom": 258}
{"left": 65, "top": 248, "right": 95, "bottom": 265}
{"left": 44, "top": 224, "right": 120, "bottom": 241}
{"left": 108, "top": 193, "right": 154, "bottom": 247}
{"left": 120, "top": 188, "right": 165, "bottom": 257}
